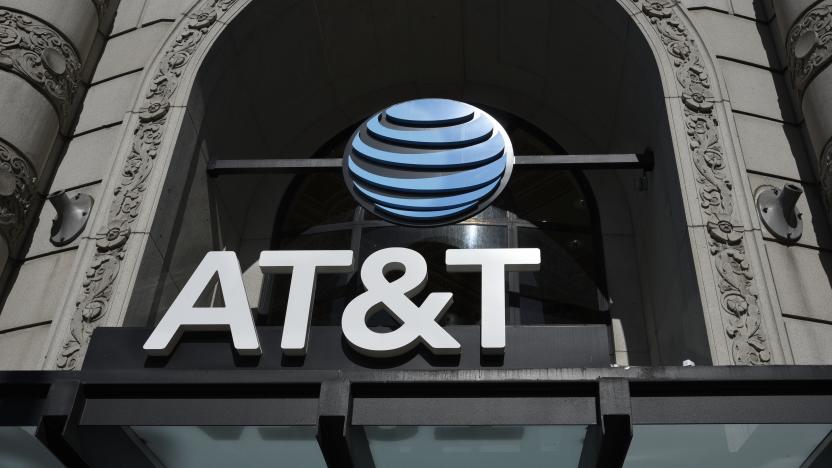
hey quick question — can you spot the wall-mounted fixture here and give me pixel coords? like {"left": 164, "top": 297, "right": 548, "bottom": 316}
{"left": 756, "top": 184, "right": 803, "bottom": 243}
{"left": 48, "top": 190, "right": 93, "bottom": 246}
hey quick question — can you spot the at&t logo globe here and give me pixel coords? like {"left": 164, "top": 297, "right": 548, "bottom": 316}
{"left": 343, "top": 98, "right": 514, "bottom": 226}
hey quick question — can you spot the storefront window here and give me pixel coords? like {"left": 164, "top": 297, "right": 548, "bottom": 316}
{"left": 364, "top": 425, "right": 587, "bottom": 468}
{"left": 0, "top": 427, "right": 63, "bottom": 468}
{"left": 130, "top": 426, "right": 326, "bottom": 468}
{"left": 623, "top": 424, "right": 832, "bottom": 468}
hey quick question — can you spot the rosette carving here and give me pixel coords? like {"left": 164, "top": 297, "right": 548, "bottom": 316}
{"left": 786, "top": 3, "right": 832, "bottom": 96}
{"left": 0, "top": 9, "right": 81, "bottom": 121}
{"left": 57, "top": 0, "right": 240, "bottom": 370}
{"left": 634, "top": 0, "right": 770, "bottom": 365}
{"left": 0, "top": 140, "right": 35, "bottom": 249}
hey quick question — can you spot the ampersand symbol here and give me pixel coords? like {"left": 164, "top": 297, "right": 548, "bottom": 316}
{"left": 342, "top": 247, "right": 461, "bottom": 357}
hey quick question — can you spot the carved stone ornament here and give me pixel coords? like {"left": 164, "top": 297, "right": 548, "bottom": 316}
{"left": 633, "top": 0, "right": 770, "bottom": 365}
{"left": 0, "top": 140, "right": 36, "bottom": 249}
{"left": 57, "top": 0, "right": 239, "bottom": 370}
{"left": 0, "top": 9, "right": 81, "bottom": 121}
{"left": 787, "top": 2, "right": 832, "bottom": 96}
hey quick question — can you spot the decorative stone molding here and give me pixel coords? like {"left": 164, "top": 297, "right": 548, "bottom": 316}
{"left": 786, "top": 2, "right": 832, "bottom": 96}
{"left": 57, "top": 0, "right": 237, "bottom": 370}
{"left": 0, "top": 139, "right": 36, "bottom": 249}
{"left": 0, "top": 9, "right": 82, "bottom": 122}
{"left": 634, "top": 0, "right": 770, "bottom": 365}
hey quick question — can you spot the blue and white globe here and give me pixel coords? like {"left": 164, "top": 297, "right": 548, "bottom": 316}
{"left": 343, "top": 98, "right": 514, "bottom": 226}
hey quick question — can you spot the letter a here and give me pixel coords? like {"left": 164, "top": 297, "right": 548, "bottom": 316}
{"left": 143, "top": 251, "right": 261, "bottom": 356}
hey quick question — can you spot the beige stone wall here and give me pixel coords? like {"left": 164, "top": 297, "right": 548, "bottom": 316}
{"left": 685, "top": 0, "right": 832, "bottom": 364}
{"left": 0, "top": 0, "right": 191, "bottom": 368}
{"left": 0, "top": 0, "right": 114, "bottom": 368}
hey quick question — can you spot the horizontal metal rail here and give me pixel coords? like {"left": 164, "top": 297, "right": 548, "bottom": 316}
{"left": 207, "top": 151, "right": 654, "bottom": 176}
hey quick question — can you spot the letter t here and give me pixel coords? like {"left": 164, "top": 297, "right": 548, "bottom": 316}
{"left": 445, "top": 248, "right": 540, "bottom": 354}
{"left": 259, "top": 250, "right": 354, "bottom": 356}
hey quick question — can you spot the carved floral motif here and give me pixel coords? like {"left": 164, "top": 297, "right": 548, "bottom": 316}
{"left": 0, "top": 9, "right": 81, "bottom": 121}
{"left": 634, "top": 0, "right": 770, "bottom": 365}
{"left": 0, "top": 140, "right": 35, "bottom": 248}
{"left": 57, "top": 0, "right": 239, "bottom": 369}
{"left": 787, "top": 3, "right": 832, "bottom": 96}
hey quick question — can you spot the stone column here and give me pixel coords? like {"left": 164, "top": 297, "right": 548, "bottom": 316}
{"left": 0, "top": 1, "right": 110, "bottom": 287}
{"left": 772, "top": 1, "right": 832, "bottom": 223}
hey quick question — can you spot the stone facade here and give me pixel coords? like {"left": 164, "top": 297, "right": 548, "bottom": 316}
{"left": 0, "top": 0, "right": 829, "bottom": 369}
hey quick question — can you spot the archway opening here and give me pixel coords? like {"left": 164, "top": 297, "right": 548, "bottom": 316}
{"left": 126, "top": 0, "right": 711, "bottom": 366}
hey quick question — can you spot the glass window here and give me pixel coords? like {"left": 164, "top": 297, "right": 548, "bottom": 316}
{"left": 130, "top": 426, "right": 326, "bottom": 468}
{"left": 517, "top": 228, "right": 604, "bottom": 324}
{"left": 0, "top": 426, "right": 63, "bottom": 468}
{"left": 623, "top": 424, "right": 832, "bottom": 468}
{"left": 364, "top": 425, "right": 587, "bottom": 468}
{"left": 275, "top": 173, "right": 357, "bottom": 235}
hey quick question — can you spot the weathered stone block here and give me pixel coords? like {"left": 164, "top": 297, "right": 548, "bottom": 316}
{"left": 735, "top": 113, "right": 813, "bottom": 182}
{"left": 765, "top": 242, "right": 832, "bottom": 323}
{"left": 785, "top": 318, "right": 832, "bottom": 364}
{"left": 92, "top": 22, "right": 174, "bottom": 83}
{"left": 0, "top": 250, "right": 77, "bottom": 331}
{"left": 0, "top": 72, "right": 59, "bottom": 172}
{"left": 74, "top": 72, "right": 139, "bottom": 134}
{"left": 689, "top": 9, "right": 779, "bottom": 68}
{"left": 50, "top": 126, "right": 122, "bottom": 191}
{"left": 112, "top": 0, "right": 145, "bottom": 35}
{"left": 720, "top": 59, "right": 796, "bottom": 122}
{"left": 141, "top": 0, "right": 195, "bottom": 24}
{"left": 0, "top": 323, "right": 50, "bottom": 369}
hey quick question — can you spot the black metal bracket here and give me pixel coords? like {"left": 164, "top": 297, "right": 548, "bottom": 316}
{"left": 35, "top": 379, "right": 88, "bottom": 467}
{"left": 48, "top": 191, "right": 93, "bottom": 246}
{"left": 579, "top": 378, "right": 633, "bottom": 468}
{"left": 757, "top": 183, "right": 804, "bottom": 243}
{"left": 318, "top": 379, "right": 372, "bottom": 468}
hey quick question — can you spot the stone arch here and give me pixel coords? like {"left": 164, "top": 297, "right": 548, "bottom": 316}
{"left": 43, "top": 0, "right": 788, "bottom": 369}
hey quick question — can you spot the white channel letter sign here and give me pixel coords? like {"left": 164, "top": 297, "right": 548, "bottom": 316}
{"left": 143, "top": 247, "right": 540, "bottom": 358}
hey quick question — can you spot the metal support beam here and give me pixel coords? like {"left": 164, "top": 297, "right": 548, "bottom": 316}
{"left": 514, "top": 152, "right": 653, "bottom": 171}
{"left": 579, "top": 378, "right": 633, "bottom": 468}
{"left": 206, "top": 151, "right": 654, "bottom": 176}
{"left": 207, "top": 158, "right": 342, "bottom": 176}
{"left": 317, "top": 379, "right": 374, "bottom": 468}
{"left": 35, "top": 379, "right": 89, "bottom": 468}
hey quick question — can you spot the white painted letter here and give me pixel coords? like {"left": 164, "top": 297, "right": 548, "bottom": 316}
{"left": 445, "top": 248, "right": 540, "bottom": 354}
{"left": 143, "top": 251, "right": 260, "bottom": 356}
{"left": 259, "top": 250, "right": 354, "bottom": 355}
